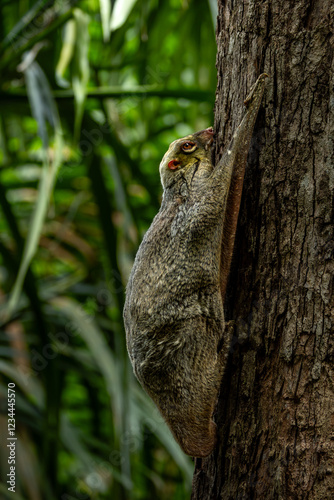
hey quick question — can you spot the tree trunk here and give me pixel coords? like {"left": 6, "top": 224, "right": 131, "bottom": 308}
{"left": 192, "top": 1, "right": 334, "bottom": 499}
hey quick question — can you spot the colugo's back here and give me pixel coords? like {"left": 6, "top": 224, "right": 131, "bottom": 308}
{"left": 123, "top": 74, "right": 268, "bottom": 457}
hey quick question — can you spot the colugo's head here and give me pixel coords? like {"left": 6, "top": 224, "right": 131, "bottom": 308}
{"left": 159, "top": 127, "right": 214, "bottom": 190}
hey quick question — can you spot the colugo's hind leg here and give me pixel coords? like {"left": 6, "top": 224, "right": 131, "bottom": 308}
{"left": 149, "top": 317, "right": 225, "bottom": 458}
{"left": 180, "top": 321, "right": 235, "bottom": 458}
{"left": 181, "top": 322, "right": 235, "bottom": 457}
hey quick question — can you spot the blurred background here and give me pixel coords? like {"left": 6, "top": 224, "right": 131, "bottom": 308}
{"left": 0, "top": 0, "right": 217, "bottom": 498}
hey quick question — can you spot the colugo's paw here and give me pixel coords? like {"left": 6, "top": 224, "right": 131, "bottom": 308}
{"left": 244, "top": 73, "right": 269, "bottom": 107}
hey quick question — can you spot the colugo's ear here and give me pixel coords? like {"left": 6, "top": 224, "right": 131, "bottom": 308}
{"left": 193, "top": 127, "right": 214, "bottom": 150}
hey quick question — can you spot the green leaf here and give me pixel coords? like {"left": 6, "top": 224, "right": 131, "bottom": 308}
{"left": 55, "top": 19, "right": 76, "bottom": 88}
{"left": 0, "top": 0, "right": 50, "bottom": 53}
{"left": 104, "top": 156, "right": 136, "bottom": 239}
{"left": 0, "top": 3, "right": 74, "bottom": 72}
{"left": 110, "top": 0, "right": 138, "bottom": 32}
{"left": 5, "top": 59, "right": 63, "bottom": 320}
{"left": 99, "top": 0, "right": 111, "bottom": 42}
{"left": 0, "top": 483, "right": 27, "bottom": 500}
{"left": 25, "top": 64, "right": 56, "bottom": 145}
{"left": 50, "top": 297, "right": 123, "bottom": 428}
{"left": 133, "top": 387, "right": 193, "bottom": 483}
{"left": 72, "top": 9, "right": 90, "bottom": 141}
{"left": 0, "top": 360, "right": 43, "bottom": 407}
{"left": 60, "top": 415, "right": 133, "bottom": 489}
{"left": 207, "top": 0, "right": 218, "bottom": 29}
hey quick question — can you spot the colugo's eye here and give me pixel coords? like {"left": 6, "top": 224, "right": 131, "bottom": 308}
{"left": 181, "top": 141, "right": 196, "bottom": 153}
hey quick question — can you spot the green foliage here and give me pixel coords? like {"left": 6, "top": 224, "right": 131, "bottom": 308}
{"left": 0, "top": 0, "right": 216, "bottom": 498}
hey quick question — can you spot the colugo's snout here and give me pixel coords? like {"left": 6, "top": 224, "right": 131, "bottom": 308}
{"left": 194, "top": 126, "right": 214, "bottom": 150}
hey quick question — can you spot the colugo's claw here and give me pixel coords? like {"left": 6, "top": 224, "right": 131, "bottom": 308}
{"left": 244, "top": 73, "right": 269, "bottom": 106}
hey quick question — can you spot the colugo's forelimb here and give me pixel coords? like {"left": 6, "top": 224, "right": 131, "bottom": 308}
{"left": 216, "top": 73, "right": 269, "bottom": 302}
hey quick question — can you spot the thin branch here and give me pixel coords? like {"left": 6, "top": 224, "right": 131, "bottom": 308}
{"left": 0, "top": 86, "right": 215, "bottom": 102}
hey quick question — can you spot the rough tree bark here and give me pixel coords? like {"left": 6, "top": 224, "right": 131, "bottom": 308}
{"left": 192, "top": 1, "right": 334, "bottom": 499}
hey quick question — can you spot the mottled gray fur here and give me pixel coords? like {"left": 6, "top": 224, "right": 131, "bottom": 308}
{"left": 124, "top": 74, "right": 268, "bottom": 457}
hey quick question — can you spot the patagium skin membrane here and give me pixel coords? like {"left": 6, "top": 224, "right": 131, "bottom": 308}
{"left": 124, "top": 74, "right": 268, "bottom": 457}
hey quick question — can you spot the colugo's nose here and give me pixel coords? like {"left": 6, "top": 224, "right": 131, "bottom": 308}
{"left": 194, "top": 127, "right": 214, "bottom": 148}
{"left": 195, "top": 127, "right": 213, "bottom": 136}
